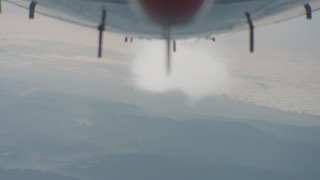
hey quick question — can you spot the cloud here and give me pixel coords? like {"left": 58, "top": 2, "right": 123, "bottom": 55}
{"left": 131, "top": 40, "right": 231, "bottom": 101}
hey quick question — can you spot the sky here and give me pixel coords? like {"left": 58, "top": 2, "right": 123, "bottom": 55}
{"left": 1, "top": 1, "right": 320, "bottom": 125}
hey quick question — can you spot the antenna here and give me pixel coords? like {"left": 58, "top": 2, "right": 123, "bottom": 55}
{"left": 29, "top": 1, "right": 37, "bottom": 19}
{"left": 245, "top": 12, "right": 254, "bottom": 53}
{"left": 97, "top": 8, "right": 106, "bottom": 58}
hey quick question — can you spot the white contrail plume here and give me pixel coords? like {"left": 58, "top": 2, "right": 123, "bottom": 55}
{"left": 131, "top": 40, "right": 231, "bottom": 101}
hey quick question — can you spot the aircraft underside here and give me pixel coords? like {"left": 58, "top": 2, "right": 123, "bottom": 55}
{"left": 3, "top": 0, "right": 320, "bottom": 39}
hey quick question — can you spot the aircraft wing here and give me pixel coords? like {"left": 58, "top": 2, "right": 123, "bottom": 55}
{"left": 4, "top": 0, "right": 320, "bottom": 39}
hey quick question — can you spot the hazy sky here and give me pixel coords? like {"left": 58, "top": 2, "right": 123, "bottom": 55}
{"left": 1, "top": 3, "right": 320, "bottom": 180}
{"left": 1, "top": 1, "right": 320, "bottom": 125}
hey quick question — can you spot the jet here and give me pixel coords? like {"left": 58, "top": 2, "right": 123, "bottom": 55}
{"left": 2, "top": 0, "right": 320, "bottom": 73}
